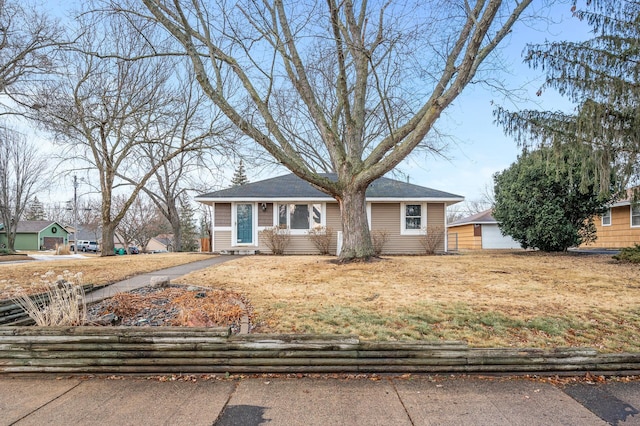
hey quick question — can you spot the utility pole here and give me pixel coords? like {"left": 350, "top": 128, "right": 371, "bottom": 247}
{"left": 73, "top": 175, "right": 78, "bottom": 255}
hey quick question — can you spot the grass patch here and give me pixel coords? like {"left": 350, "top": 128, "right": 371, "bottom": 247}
{"left": 0, "top": 253, "right": 216, "bottom": 299}
{"left": 175, "top": 251, "right": 640, "bottom": 352}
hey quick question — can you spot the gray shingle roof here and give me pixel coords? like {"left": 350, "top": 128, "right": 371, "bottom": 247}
{"left": 448, "top": 209, "right": 497, "bottom": 227}
{"left": 0, "top": 220, "right": 61, "bottom": 234}
{"left": 196, "top": 173, "right": 463, "bottom": 201}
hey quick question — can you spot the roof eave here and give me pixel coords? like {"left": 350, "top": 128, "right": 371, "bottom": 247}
{"left": 195, "top": 196, "right": 465, "bottom": 204}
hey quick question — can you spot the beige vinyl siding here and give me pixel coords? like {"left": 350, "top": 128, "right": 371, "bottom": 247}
{"left": 213, "top": 230, "right": 232, "bottom": 252}
{"left": 214, "top": 203, "right": 232, "bottom": 227}
{"left": 258, "top": 203, "right": 273, "bottom": 227}
{"left": 582, "top": 205, "right": 640, "bottom": 248}
{"left": 427, "top": 203, "right": 445, "bottom": 229}
{"left": 369, "top": 203, "right": 442, "bottom": 254}
{"left": 212, "top": 201, "right": 448, "bottom": 254}
{"left": 449, "top": 223, "right": 482, "bottom": 250}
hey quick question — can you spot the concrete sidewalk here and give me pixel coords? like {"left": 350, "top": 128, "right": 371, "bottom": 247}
{"left": 85, "top": 255, "right": 237, "bottom": 304}
{"left": 3, "top": 375, "right": 637, "bottom": 425}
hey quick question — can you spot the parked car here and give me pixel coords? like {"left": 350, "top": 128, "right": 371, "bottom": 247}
{"left": 78, "top": 241, "right": 99, "bottom": 253}
{"left": 114, "top": 247, "right": 126, "bottom": 255}
{"left": 128, "top": 246, "right": 139, "bottom": 254}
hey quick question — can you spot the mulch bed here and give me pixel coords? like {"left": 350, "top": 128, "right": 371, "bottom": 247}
{"left": 86, "top": 285, "right": 253, "bottom": 334}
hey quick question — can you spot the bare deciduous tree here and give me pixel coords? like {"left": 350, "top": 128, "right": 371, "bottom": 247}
{"left": 115, "top": 194, "right": 169, "bottom": 253}
{"left": 128, "top": 0, "right": 535, "bottom": 261}
{"left": 0, "top": 0, "right": 69, "bottom": 114}
{"left": 0, "top": 127, "right": 47, "bottom": 251}
{"left": 128, "top": 70, "right": 233, "bottom": 252}
{"left": 28, "top": 13, "right": 215, "bottom": 256}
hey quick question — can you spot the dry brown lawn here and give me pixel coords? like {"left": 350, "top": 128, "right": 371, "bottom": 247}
{"left": 0, "top": 252, "right": 216, "bottom": 298}
{"left": 174, "top": 251, "right": 640, "bottom": 352}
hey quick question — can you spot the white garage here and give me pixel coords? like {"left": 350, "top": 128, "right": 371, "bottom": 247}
{"left": 448, "top": 209, "right": 523, "bottom": 250}
{"left": 480, "top": 223, "right": 521, "bottom": 249}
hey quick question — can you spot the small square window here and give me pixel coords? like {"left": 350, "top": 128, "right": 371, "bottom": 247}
{"left": 405, "top": 204, "right": 422, "bottom": 230}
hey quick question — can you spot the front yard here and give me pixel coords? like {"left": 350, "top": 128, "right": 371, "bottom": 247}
{"left": 1, "top": 250, "right": 639, "bottom": 352}
{"left": 175, "top": 251, "right": 640, "bottom": 352}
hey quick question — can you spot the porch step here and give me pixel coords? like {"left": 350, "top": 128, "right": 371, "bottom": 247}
{"left": 219, "top": 249, "right": 258, "bottom": 255}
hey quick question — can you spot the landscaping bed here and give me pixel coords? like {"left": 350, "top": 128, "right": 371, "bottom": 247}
{"left": 86, "top": 285, "right": 252, "bottom": 334}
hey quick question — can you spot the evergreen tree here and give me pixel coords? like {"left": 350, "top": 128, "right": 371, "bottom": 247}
{"left": 230, "top": 160, "right": 249, "bottom": 187}
{"left": 495, "top": 0, "right": 640, "bottom": 193}
{"left": 178, "top": 200, "right": 199, "bottom": 251}
{"left": 25, "top": 197, "right": 46, "bottom": 220}
{"left": 493, "top": 147, "right": 615, "bottom": 252}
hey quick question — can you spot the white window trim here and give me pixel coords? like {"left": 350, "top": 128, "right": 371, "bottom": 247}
{"left": 602, "top": 208, "right": 612, "bottom": 227}
{"left": 273, "top": 203, "right": 326, "bottom": 235}
{"left": 400, "top": 202, "right": 427, "bottom": 235}
{"left": 631, "top": 205, "right": 640, "bottom": 228}
{"left": 232, "top": 202, "right": 258, "bottom": 246}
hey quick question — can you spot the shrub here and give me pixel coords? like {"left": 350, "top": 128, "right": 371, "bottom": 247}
{"left": 420, "top": 226, "right": 445, "bottom": 255}
{"left": 259, "top": 226, "right": 291, "bottom": 255}
{"left": 371, "top": 230, "right": 389, "bottom": 256}
{"left": 56, "top": 244, "right": 71, "bottom": 255}
{"left": 613, "top": 244, "right": 640, "bottom": 264}
{"left": 308, "top": 226, "right": 334, "bottom": 255}
{"left": 12, "top": 270, "right": 87, "bottom": 326}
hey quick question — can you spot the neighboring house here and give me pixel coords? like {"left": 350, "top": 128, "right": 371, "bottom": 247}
{"left": 447, "top": 209, "right": 521, "bottom": 250}
{"left": 582, "top": 197, "right": 640, "bottom": 249}
{"left": 146, "top": 235, "right": 174, "bottom": 253}
{"left": 0, "top": 220, "right": 70, "bottom": 251}
{"left": 66, "top": 225, "right": 102, "bottom": 249}
{"left": 195, "top": 173, "right": 463, "bottom": 255}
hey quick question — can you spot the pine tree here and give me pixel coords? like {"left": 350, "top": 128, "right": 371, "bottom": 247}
{"left": 25, "top": 197, "right": 46, "bottom": 221}
{"left": 495, "top": 1, "right": 640, "bottom": 194}
{"left": 230, "top": 160, "right": 249, "bottom": 187}
{"left": 178, "top": 200, "right": 199, "bottom": 251}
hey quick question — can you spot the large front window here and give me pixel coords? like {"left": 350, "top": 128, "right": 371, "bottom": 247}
{"left": 278, "top": 204, "right": 323, "bottom": 231}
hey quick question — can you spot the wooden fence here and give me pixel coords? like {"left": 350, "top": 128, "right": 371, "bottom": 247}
{"left": 1, "top": 326, "right": 640, "bottom": 375}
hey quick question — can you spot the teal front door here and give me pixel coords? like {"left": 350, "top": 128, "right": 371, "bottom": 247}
{"left": 236, "top": 204, "right": 253, "bottom": 244}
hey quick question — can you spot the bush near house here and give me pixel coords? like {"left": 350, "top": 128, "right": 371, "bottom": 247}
{"left": 613, "top": 244, "right": 640, "bottom": 263}
{"left": 259, "top": 226, "right": 291, "bottom": 255}
{"left": 308, "top": 226, "right": 334, "bottom": 255}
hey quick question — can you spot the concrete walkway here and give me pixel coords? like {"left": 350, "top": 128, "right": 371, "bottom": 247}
{"left": 2, "top": 375, "right": 639, "bottom": 425}
{"left": 85, "top": 255, "right": 238, "bottom": 304}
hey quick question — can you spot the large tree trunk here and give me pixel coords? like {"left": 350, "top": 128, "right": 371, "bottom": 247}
{"left": 337, "top": 186, "right": 374, "bottom": 262}
{"left": 101, "top": 223, "right": 116, "bottom": 257}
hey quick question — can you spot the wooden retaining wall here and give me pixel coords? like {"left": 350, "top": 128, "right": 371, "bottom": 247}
{"left": 1, "top": 326, "right": 640, "bottom": 375}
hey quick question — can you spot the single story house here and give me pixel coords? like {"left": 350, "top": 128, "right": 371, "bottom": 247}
{"left": 447, "top": 209, "right": 521, "bottom": 250}
{"left": 145, "top": 235, "right": 174, "bottom": 253}
{"left": 195, "top": 173, "right": 463, "bottom": 255}
{"left": 0, "top": 220, "right": 70, "bottom": 251}
{"left": 66, "top": 225, "right": 101, "bottom": 249}
{"left": 582, "top": 196, "right": 640, "bottom": 249}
